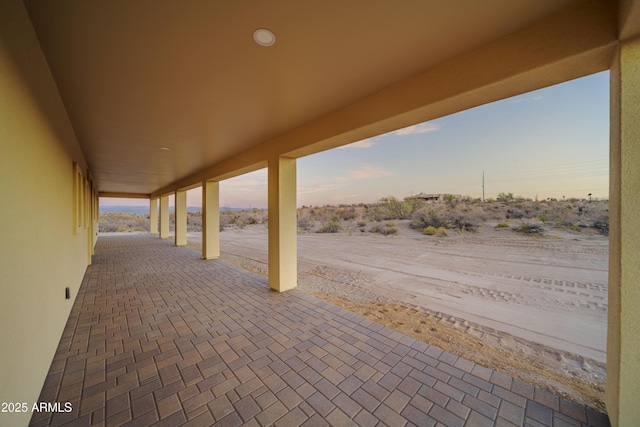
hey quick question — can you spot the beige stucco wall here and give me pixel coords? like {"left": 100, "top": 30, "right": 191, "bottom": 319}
{"left": 0, "top": 1, "right": 92, "bottom": 426}
{"left": 607, "top": 37, "right": 640, "bottom": 427}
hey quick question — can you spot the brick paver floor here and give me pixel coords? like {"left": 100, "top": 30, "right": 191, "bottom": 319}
{"left": 30, "top": 235, "right": 610, "bottom": 426}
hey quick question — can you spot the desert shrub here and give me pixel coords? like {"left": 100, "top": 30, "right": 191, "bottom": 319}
{"left": 496, "top": 222, "right": 510, "bottom": 228}
{"left": 187, "top": 212, "right": 202, "bottom": 232}
{"left": 382, "top": 221, "right": 399, "bottom": 235}
{"left": 593, "top": 215, "right": 609, "bottom": 236}
{"left": 370, "top": 221, "right": 399, "bottom": 235}
{"left": 411, "top": 205, "right": 481, "bottom": 232}
{"left": 99, "top": 213, "right": 149, "bottom": 232}
{"left": 357, "top": 220, "right": 367, "bottom": 227}
{"left": 379, "top": 195, "right": 424, "bottom": 220}
{"left": 317, "top": 217, "right": 342, "bottom": 233}
{"left": 514, "top": 223, "right": 544, "bottom": 236}
{"left": 449, "top": 213, "right": 481, "bottom": 231}
{"left": 497, "top": 192, "right": 514, "bottom": 202}
{"left": 297, "top": 216, "right": 313, "bottom": 231}
{"left": 383, "top": 225, "right": 399, "bottom": 235}
{"left": 505, "top": 208, "right": 525, "bottom": 219}
{"left": 443, "top": 194, "right": 456, "bottom": 205}
{"left": 423, "top": 226, "right": 436, "bottom": 235}
{"left": 379, "top": 196, "right": 410, "bottom": 219}
{"left": 336, "top": 207, "right": 357, "bottom": 221}
{"left": 435, "top": 227, "right": 447, "bottom": 236}
{"left": 99, "top": 219, "right": 119, "bottom": 232}
{"left": 423, "top": 226, "right": 447, "bottom": 236}
{"left": 405, "top": 198, "right": 426, "bottom": 215}
{"left": 411, "top": 206, "right": 448, "bottom": 230}
{"left": 535, "top": 213, "right": 548, "bottom": 222}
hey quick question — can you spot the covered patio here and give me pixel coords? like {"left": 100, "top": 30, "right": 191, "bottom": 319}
{"left": 30, "top": 235, "right": 609, "bottom": 426}
{"left": 2, "top": 0, "right": 639, "bottom": 425}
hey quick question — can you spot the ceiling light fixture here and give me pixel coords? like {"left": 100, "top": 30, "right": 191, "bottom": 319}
{"left": 160, "top": 147, "right": 171, "bottom": 151}
{"left": 253, "top": 28, "right": 276, "bottom": 47}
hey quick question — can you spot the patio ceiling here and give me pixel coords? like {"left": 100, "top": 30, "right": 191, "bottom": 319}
{"left": 24, "top": 0, "right": 612, "bottom": 196}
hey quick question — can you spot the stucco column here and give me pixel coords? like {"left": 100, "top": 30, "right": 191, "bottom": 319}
{"left": 159, "top": 195, "right": 170, "bottom": 238}
{"left": 175, "top": 190, "right": 187, "bottom": 246}
{"left": 202, "top": 181, "right": 220, "bottom": 259}
{"left": 606, "top": 37, "right": 640, "bottom": 427}
{"left": 149, "top": 198, "right": 158, "bottom": 234}
{"left": 268, "top": 156, "right": 297, "bottom": 292}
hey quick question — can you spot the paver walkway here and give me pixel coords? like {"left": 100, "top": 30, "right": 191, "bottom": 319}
{"left": 30, "top": 235, "right": 610, "bottom": 426}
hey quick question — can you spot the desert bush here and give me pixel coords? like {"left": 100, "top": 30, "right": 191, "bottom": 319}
{"left": 99, "top": 213, "right": 149, "bottom": 232}
{"left": 497, "top": 192, "right": 514, "bottom": 202}
{"left": 405, "top": 198, "right": 426, "bottom": 215}
{"left": 423, "top": 225, "right": 437, "bottom": 235}
{"left": 336, "top": 207, "right": 358, "bottom": 221}
{"left": 514, "top": 223, "right": 544, "bottom": 236}
{"left": 379, "top": 195, "right": 423, "bottom": 220}
{"left": 593, "top": 214, "right": 609, "bottom": 236}
{"left": 382, "top": 225, "right": 399, "bottom": 235}
{"left": 496, "top": 222, "right": 510, "bottom": 228}
{"left": 411, "top": 205, "right": 481, "bottom": 232}
{"left": 448, "top": 210, "right": 481, "bottom": 232}
{"left": 411, "top": 206, "right": 448, "bottom": 230}
{"left": 187, "top": 212, "right": 202, "bottom": 231}
{"left": 423, "top": 226, "right": 447, "bottom": 236}
{"left": 379, "top": 196, "right": 409, "bottom": 219}
{"left": 443, "top": 194, "right": 459, "bottom": 207}
{"left": 370, "top": 221, "right": 399, "bottom": 235}
{"left": 297, "top": 216, "right": 313, "bottom": 231}
{"left": 505, "top": 208, "right": 526, "bottom": 219}
{"left": 317, "top": 217, "right": 342, "bottom": 233}
{"left": 535, "top": 213, "right": 548, "bottom": 222}
{"left": 219, "top": 213, "right": 232, "bottom": 231}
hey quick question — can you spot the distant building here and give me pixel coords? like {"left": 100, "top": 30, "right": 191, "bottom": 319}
{"left": 404, "top": 193, "right": 461, "bottom": 202}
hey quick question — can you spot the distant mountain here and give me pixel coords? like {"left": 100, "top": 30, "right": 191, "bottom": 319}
{"left": 99, "top": 206, "right": 150, "bottom": 214}
{"left": 99, "top": 205, "right": 247, "bottom": 214}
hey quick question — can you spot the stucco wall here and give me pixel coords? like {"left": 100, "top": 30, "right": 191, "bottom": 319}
{"left": 0, "top": 1, "right": 92, "bottom": 425}
{"left": 607, "top": 36, "right": 640, "bottom": 427}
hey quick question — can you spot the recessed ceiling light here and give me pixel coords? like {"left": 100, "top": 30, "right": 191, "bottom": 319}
{"left": 160, "top": 147, "right": 171, "bottom": 151}
{"left": 253, "top": 28, "right": 276, "bottom": 47}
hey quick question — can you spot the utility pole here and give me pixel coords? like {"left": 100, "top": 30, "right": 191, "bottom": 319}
{"left": 482, "top": 171, "right": 485, "bottom": 201}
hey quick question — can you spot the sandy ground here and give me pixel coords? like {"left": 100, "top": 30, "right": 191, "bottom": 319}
{"left": 185, "top": 221, "right": 608, "bottom": 410}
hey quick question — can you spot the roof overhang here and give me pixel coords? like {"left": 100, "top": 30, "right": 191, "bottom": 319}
{"left": 22, "top": 0, "right": 633, "bottom": 199}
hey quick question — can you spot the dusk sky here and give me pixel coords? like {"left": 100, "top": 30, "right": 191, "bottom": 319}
{"left": 101, "top": 71, "right": 609, "bottom": 209}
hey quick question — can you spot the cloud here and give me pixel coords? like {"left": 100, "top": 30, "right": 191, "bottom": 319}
{"left": 395, "top": 122, "right": 441, "bottom": 136}
{"left": 298, "top": 183, "right": 345, "bottom": 195}
{"left": 337, "top": 165, "right": 395, "bottom": 182}
{"left": 337, "top": 139, "right": 376, "bottom": 149}
{"left": 510, "top": 95, "right": 544, "bottom": 104}
{"left": 298, "top": 165, "right": 394, "bottom": 196}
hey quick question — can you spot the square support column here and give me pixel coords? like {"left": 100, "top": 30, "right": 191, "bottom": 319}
{"left": 268, "top": 156, "right": 297, "bottom": 292}
{"left": 202, "top": 181, "right": 220, "bottom": 259}
{"left": 149, "top": 198, "right": 158, "bottom": 234}
{"left": 175, "top": 190, "right": 187, "bottom": 246}
{"left": 159, "top": 195, "right": 170, "bottom": 239}
{"left": 606, "top": 37, "right": 640, "bottom": 427}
